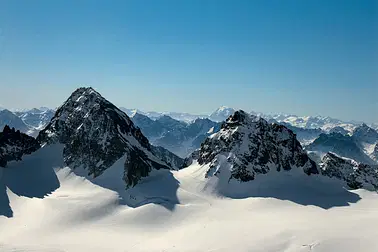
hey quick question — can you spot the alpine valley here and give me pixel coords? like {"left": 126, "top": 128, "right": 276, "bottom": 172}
{"left": 1, "top": 87, "right": 378, "bottom": 252}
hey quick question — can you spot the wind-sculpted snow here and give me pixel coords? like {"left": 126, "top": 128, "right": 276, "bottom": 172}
{"left": 37, "top": 87, "right": 183, "bottom": 187}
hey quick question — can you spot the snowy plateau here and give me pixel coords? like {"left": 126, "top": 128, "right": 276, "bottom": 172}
{"left": 1, "top": 87, "right": 378, "bottom": 252}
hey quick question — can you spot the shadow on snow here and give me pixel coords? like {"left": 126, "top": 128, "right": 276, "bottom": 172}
{"left": 211, "top": 170, "right": 362, "bottom": 209}
{"left": 0, "top": 145, "right": 62, "bottom": 217}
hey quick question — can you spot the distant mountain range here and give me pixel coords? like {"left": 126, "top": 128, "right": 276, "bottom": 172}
{"left": 2, "top": 105, "right": 376, "bottom": 133}
{"left": 1, "top": 104, "right": 377, "bottom": 164}
{"left": 131, "top": 112, "right": 222, "bottom": 157}
{"left": 119, "top": 106, "right": 377, "bottom": 133}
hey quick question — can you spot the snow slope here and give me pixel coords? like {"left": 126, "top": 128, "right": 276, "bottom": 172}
{"left": 1, "top": 145, "right": 378, "bottom": 252}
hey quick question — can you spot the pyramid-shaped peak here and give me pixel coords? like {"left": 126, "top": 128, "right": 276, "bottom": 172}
{"left": 37, "top": 87, "right": 183, "bottom": 187}
{"left": 51, "top": 86, "right": 132, "bottom": 127}
{"left": 69, "top": 87, "right": 103, "bottom": 101}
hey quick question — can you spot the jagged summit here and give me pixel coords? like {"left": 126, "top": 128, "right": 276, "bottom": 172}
{"left": 39, "top": 87, "right": 148, "bottom": 147}
{"left": 320, "top": 152, "right": 378, "bottom": 190}
{"left": 190, "top": 110, "right": 318, "bottom": 183}
{"left": 222, "top": 110, "right": 258, "bottom": 126}
{"left": 37, "top": 87, "right": 182, "bottom": 187}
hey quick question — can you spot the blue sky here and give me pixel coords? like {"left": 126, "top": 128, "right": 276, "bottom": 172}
{"left": 0, "top": 0, "right": 377, "bottom": 122}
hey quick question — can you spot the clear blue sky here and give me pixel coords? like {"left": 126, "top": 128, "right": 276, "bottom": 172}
{"left": 0, "top": 0, "right": 377, "bottom": 122}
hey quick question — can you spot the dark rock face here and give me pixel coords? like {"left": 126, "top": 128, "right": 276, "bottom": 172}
{"left": 372, "top": 144, "right": 378, "bottom": 162}
{"left": 320, "top": 152, "right": 378, "bottom": 190}
{"left": 306, "top": 133, "right": 375, "bottom": 165}
{"left": 194, "top": 110, "right": 318, "bottom": 182}
{"left": 37, "top": 87, "right": 182, "bottom": 187}
{"left": 0, "top": 125, "right": 40, "bottom": 167}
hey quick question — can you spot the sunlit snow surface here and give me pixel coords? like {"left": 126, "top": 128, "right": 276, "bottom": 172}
{"left": 1, "top": 145, "right": 378, "bottom": 252}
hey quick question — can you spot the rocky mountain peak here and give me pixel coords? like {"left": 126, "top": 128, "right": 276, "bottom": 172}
{"left": 39, "top": 87, "right": 149, "bottom": 148}
{"left": 320, "top": 152, "right": 378, "bottom": 190}
{"left": 37, "top": 87, "right": 182, "bottom": 187}
{"left": 224, "top": 110, "right": 258, "bottom": 126}
{"left": 193, "top": 110, "right": 318, "bottom": 182}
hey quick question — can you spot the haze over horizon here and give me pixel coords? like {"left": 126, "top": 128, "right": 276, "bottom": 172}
{"left": 0, "top": 0, "right": 377, "bottom": 123}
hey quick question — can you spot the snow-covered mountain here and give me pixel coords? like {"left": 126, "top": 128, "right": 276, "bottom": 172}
{"left": 183, "top": 111, "right": 318, "bottom": 186}
{"left": 0, "top": 108, "right": 55, "bottom": 137}
{"left": 0, "top": 109, "right": 31, "bottom": 133}
{"left": 352, "top": 123, "right": 378, "bottom": 144}
{"left": 37, "top": 87, "right": 183, "bottom": 187}
{"left": 110, "top": 106, "right": 378, "bottom": 139}
{"left": 120, "top": 107, "right": 206, "bottom": 123}
{"left": 2, "top": 137, "right": 378, "bottom": 251}
{"left": 130, "top": 113, "right": 167, "bottom": 140}
{"left": 351, "top": 124, "right": 378, "bottom": 163}
{"left": 208, "top": 106, "right": 236, "bottom": 122}
{"left": 119, "top": 107, "right": 141, "bottom": 117}
{"left": 269, "top": 120, "right": 324, "bottom": 146}
{"left": 266, "top": 114, "right": 359, "bottom": 133}
{"left": 0, "top": 125, "right": 40, "bottom": 167}
{"left": 131, "top": 113, "right": 222, "bottom": 157}
{"left": 2, "top": 105, "right": 378, "bottom": 251}
{"left": 306, "top": 133, "right": 376, "bottom": 165}
{"left": 14, "top": 108, "right": 55, "bottom": 130}
{"left": 320, "top": 152, "right": 378, "bottom": 190}
{"left": 123, "top": 106, "right": 237, "bottom": 123}
{"left": 181, "top": 110, "right": 378, "bottom": 193}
